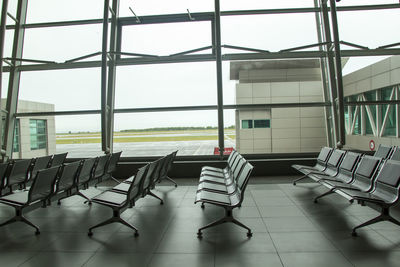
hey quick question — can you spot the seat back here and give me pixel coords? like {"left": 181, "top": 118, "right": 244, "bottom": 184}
{"left": 77, "top": 157, "right": 97, "bottom": 184}
{"left": 389, "top": 146, "right": 400, "bottom": 161}
{"left": 227, "top": 150, "right": 238, "bottom": 166}
{"left": 324, "top": 149, "right": 346, "bottom": 176}
{"left": 0, "top": 162, "right": 10, "bottom": 190}
{"left": 165, "top": 150, "right": 178, "bottom": 176}
{"left": 56, "top": 161, "right": 82, "bottom": 192}
{"left": 6, "top": 159, "right": 32, "bottom": 187}
{"left": 374, "top": 144, "right": 392, "bottom": 159}
{"left": 233, "top": 157, "right": 246, "bottom": 182}
{"left": 50, "top": 152, "right": 68, "bottom": 167}
{"left": 93, "top": 154, "right": 111, "bottom": 179}
{"left": 230, "top": 162, "right": 254, "bottom": 207}
{"left": 127, "top": 164, "right": 149, "bottom": 204}
{"left": 371, "top": 160, "right": 400, "bottom": 204}
{"left": 152, "top": 156, "right": 167, "bottom": 185}
{"left": 106, "top": 151, "right": 122, "bottom": 175}
{"left": 336, "top": 151, "right": 362, "bottom": 183}
{"left": 229, "top": 153, "right": 244, "bottom": 175}
{"left": 28, "top": 166, "right": 60, "bottom": 203}
{"left": 31, "top": 155, "right": 52, "bottom": 178}
{"left": 141, "top": 160, "right": 160, "bottom": 193}
{"left": 351, "top": 155, "right": 381, "bottom": 192}
{"left": 158, "top": 152, "right": 174, "bottom": 182}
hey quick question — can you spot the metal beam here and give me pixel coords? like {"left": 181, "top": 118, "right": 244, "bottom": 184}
{"left": 15, "top": 102, "right": 331, "bottom": 117}
{"left": 0, "top": 0, "right": 9, "bottom": 157}
{"left": 314, "top": 0, "right": 333, "bottom": 147}
{"left": 329, "top": 0, "right": 346, "bottom": 148}
{"left": 101, "top": 0, "right": 110, "bottom": 152}
{"left": 4, "top": 3, "right": 399, "bottom": 30}
{"left": 320, "top": 0, "right": 339, "bottom": 147}
{"left": 214, "top": 0, "right": 224, "bottom": 157}
{"left": 4, "top": 0, "right": 28, "bottom": 159}
{"left": 106, "top": 0, "right": 120, "bottom": 153}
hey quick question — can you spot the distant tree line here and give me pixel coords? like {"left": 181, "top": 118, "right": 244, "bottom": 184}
{"left": 120, "top": 126, "right": 235, "bottom": 132}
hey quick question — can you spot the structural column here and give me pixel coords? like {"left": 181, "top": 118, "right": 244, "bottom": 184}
{"left": 313, "top": 0, "right": 333, "bottom": 147}
{"left": 214, "top": 0, "right": 225, "bottom": 156}
{"left": 101, "top": 0, "right": 110, "bottom": 153}
{"left": 4, "top": 0, "right": 28, "bottom": 159}
{"left": 320, "top": 0, "right": 339, "bottom": 147}
{"left": 106, "top": 0, "right": 120, "bottom": 153}
{"left": 329, "top": 0, "right": 346, "bottom": 147}
{"left": 0, "top": 0, "right": 9, "bottom": 154}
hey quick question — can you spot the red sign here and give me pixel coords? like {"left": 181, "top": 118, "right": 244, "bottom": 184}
{"left": 214, "top": 147, "right": 234, "bottom": 155}
{"left": 369, "top": 140, "right": 375, "bottom": 151}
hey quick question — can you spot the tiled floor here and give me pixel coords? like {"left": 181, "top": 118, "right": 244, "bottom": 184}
{"left": 1, "top": 180, "right": 400, "bottom": 267}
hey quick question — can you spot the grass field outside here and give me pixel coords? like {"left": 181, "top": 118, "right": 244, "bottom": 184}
{"left": 56, "top": 129, "right": 236, "bottom": 144}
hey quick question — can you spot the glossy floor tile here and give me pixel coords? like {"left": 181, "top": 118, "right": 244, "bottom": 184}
{"left": 0, "top": 181, "right": 399, "bottom": 267}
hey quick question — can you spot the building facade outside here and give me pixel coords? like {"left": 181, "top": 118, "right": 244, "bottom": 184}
{"left": 343, "top": 55, "right": 400, "bottom": 151}
{"left": 1, "top": 99, "right": 56, "bottom": 159}
{"left": 231, "top": 59, "right": 328, "bottom": 154}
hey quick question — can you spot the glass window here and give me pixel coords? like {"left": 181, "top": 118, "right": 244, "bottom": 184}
{"left": 30, "top": 119, "right": 47, "bottom": 150}
{"left": 254, "top": 119, "right": 270, "bottom": 128}
{"left": 121, "top": 21, "right": 211, "bottom": 56}
{"left": 381, "top": 87, "right": 396, "bottom": 136}
{"left": 364, "top": 91, "right": 376, "bottom": 135}
{"left": 242, "top": 120, "right": 253, "bottom": 129}
{"left": 113, "top": 111, "right": 218, "bottom": 156}
{"left": 115, "top": 63, "right": 216, "bottom": 108}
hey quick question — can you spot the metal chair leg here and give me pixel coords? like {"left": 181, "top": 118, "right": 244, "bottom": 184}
{"left": 148, "top": 191, "right": 163, "bottom": 205}
{"left": 293, "top": 175, "right": 308, "bottom": 185}
{"left": 313, "top": 189, "right": 335, "bottom": 203}
{"left": 165, "top": 176, "right": 178, "bottom": 187}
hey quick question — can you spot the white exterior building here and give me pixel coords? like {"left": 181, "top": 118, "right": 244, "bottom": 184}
{"left": 231, "top": 59, "right": 328, "bottom": 154}
{"left": 1, "top": 99, "right": 56, "bottom": 159}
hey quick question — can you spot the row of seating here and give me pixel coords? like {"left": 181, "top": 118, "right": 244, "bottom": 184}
{"left": 0, "top": 151, "right": 122, "bottom": 234}
{"left": 0, "top": 152, "right": 68, "bottom": 195}
{"left": 88, "top": 150, "right": 177, "bottom": 236}
{"left": 195, "top": 150, "right": 254, "bottom": 238}
{"left": 292, "top": 145, "right": 400, "bottom": 236}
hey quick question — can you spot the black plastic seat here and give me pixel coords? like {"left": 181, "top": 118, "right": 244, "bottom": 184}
{"left": 0, "top": 166, "right": 60, "bottom": 234}
{"left": 305, "top": 149, "right": 347, "bottom": 182}
{"left": 5, "top": 159, "right": 32, "bottom": 192}
{"left": 373, "top": 144, "right": 392, "bottom": 159}
{"left": 93, "top": 154, "right": 111, "bottom": 186}
{"left": 100, "top": 151, "right": 122, "bottom": 184}
{"left": 316, "top": 155, "right": 381, "bottom": 203}
{"left": 49, "top": 152, "right": 68, "bottom": 167}
{"left": 30, "top": 155, "right": 52, "bottom": 181}
{"left": 292, "top": 147, "right": 333, "bottom": 185}
{"left": 338, "top": 160, "right": 400, "bottom": 236}
{"left": 314, "top": 151, "right": 362, "bottom": 202}
{"left": 201, "top": 150, "right": 238, "bottom": 175}
{"left": 88, "top": 164, "right": 149, "bottom": 236}
{"left": 54, "top": 161, "right": 82, "bottom": 205}
{"left": 155, "top": 151, "right": 178, "bottom": 187}
{"left": 0, "top": 162, "right": 11, "bottom": 196}
{"left": 195, "top": 161, "right": 254, "bottom": 238}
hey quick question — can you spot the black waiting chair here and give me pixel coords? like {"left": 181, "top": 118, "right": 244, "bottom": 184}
{"left": 55, "top": 161, "right": 82, "bottom": 205}
{"left": 292, "top": 147, "right": 333, "bottom": 185}
{"left": 0, "top": 162, "right": 11, "bottom": 196}
{"left": 49, "top": 152, "right": 68, "bottom": 167}
{"left": 314, "top": 151, "right": 362, "bottom": 202}
{"left": 93, "top": 154, "right": 111, "bottom": 187}
{"left": 155, "top": 151, "right": 178, "bottom": 187}
{"left": 30, "top": 155, "right": 52, "bottom": 182}
{"left": 5, "top": 159, "right": 32, "bottom": 192}
{"left": 345, "top": 160, "right": 400, "bottom": 236}
{"left": 88, "top": 164, "right": 149, "bottom": 236}
{"left": 0, "top": 166, "right": 60, "bottom": 234}
{"left": 96, "top": 151, "right": 122, "bottom": 186}
{"left": 373, "top": 144, "right": 392, "bottom": 159}
{"left": 195, "top": 161, "right": 254, "bottom": 238}
{"left": 141, "top": 159, "right": 164, "bottom": 204}
{"left": 315, "top": 155, "right": 382, "bottom": 203}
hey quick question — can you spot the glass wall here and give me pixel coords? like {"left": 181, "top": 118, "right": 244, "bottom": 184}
{"left": 29, "top": 119, "right": 47, "bottom": 150}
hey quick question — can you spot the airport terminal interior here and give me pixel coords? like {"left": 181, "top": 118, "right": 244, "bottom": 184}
{"left": 1, "top": 0, "right": 400, "bottom": 266}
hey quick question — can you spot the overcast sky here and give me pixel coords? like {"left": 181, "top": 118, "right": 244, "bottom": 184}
{"left": 1, "top": 0, "right": 399, "bottom": 132}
